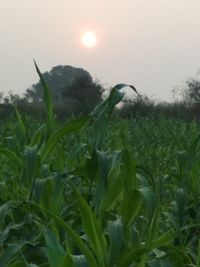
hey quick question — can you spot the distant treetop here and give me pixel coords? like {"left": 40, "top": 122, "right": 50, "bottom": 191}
{"left": 25, "top": 65, "right": 103, "bottom": 117}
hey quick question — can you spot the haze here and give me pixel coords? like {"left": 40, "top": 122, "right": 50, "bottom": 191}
{"left": 1, "top": 0, "right": 200, "bottom": 101}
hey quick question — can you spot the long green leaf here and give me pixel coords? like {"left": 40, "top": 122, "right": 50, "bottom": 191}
{"left": 44, "top": 228, "right": 66, "bottom": 267}
{"left": 34, "top": 61, "right": 53, "bottom": 137}
{"left": 122, "top": 150, "right": 137, "bottom": 192}
{"left": 40, "top": 116, "right": 89, "bottom": 162}
{"left": 29, "top": 202, "right": 98, "bottom": 267}
{"left": 108, "top": 217, "right": 124, "bottom": 265}
{"left": 73, "top": 188, "right": 107, "bottom": 266}
{"left": 91, "top": 84, "right": 138, "bottom": 149}
{"left": 14, "top": 106, "right": 26, "bottom": 138}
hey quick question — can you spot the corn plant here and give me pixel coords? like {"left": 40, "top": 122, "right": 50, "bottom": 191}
{"left": 0, "top": 63, "right": 200, "bottom": 266}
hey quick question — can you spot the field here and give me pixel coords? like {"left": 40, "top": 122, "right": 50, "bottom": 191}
{"left": 1, "top": 69, "right": 200, "bottom": 266}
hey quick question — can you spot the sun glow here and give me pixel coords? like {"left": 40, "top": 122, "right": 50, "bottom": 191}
{"left": 81, "top": 31, "right": 97, "bottom": 48}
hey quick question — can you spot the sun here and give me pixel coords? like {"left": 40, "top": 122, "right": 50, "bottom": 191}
{"left": 81, "top": 31, "right": 97, "bottom": 48}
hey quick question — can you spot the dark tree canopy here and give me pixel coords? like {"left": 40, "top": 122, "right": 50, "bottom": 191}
{"left": 183, "top": 78, "right": 200, "bottom": 105}
{"left": 25, "top": 65, "right": 103, "bottom": 116}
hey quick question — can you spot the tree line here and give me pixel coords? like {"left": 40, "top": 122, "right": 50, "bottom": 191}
{"left": 1, "top": 64, "right": 200, "bottom": 121}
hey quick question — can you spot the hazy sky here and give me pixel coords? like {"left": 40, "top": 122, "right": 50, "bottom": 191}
{"left": 1, "top": 0, "right": 200, "bottom": 101}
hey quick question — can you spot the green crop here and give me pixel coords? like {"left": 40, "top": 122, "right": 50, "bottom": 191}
{"left": 0, "top": 64, "right": 200, "bottom": 266}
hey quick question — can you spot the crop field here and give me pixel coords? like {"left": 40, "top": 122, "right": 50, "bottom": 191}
{"left": 1, "top": 66, "right": 200, "bottom": 266}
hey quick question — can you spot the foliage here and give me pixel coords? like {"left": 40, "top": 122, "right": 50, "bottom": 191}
{"left": 25, "top": 65, "right": 103, "bottom": 117}
{"left": 0, "top": 65, "right": 200, "bottom": 266}
{"left": 119, "top": 94, "right": 155, "bottom": 118}
{"left": 183, "top": 78, "right": 200, "bottom": 106}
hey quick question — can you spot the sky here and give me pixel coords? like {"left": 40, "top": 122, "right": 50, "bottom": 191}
{"left": 1, "top": 0, "right": 200, "bottom": 101}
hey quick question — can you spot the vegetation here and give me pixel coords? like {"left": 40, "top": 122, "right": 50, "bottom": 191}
{"left": 25, "top": 65, "right": 103, "bottom": 118}
{"left": 2, "top": 66, "right": 200, "bottom": 122}
{"left": 182, "top": 78, "right": 200, "bottom": 106}
{"left": 1, "top": 64, "right": 200, "bottom": 266}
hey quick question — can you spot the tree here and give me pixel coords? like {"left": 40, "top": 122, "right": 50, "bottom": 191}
{"left": 183, "top": 78, "right": 200, "bottom": 105}
{"left": 25, "top": 65, "right": 103, "bottom": 116}
{"left": 119, "top": 94, "right": 155, "bottom": 117}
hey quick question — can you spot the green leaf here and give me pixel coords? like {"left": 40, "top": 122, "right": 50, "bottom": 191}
{"left": 62, "top": 254, "right": 74, "bottom": 267}
{"left": 14, "top": 106, "right": 26, "bottom": 138}
{"left": 0, "top": 244, "right": 23, "bottom": 267}
{"left": 151, "top": 229, "right": 175, "bottom": 249}
{"left": 0, "top": 223, "right": 24, "bottom": 245}
{"left": 119, "top": 189, "right": 143, "bottom": 226}
{"left": 34, "top": 61, "right": 53, "bottom": 137}
{"left": 30, "top": 124, "right": 45, "bottom": 147}
{"left": 147, "top": 208, "right": 160, "bottom": 247}
{"left": 71, "top": 255, "right": 88, "bottom": 267}
{"left": 0, "top": 148, "right": 22, "bottom": 169}
{"left": 122, "top": 248, "right": 150, "bottom": 267}
{"left": 113, "top": 83, "right": 138, "bottom": 94}
{"left": 73, "top": 188, "right": 107, "bottom": 266}
{"left": 101, "top": 175, "right": 123, "bottom": 211}
{"left": 122, "top": 150, "right": 137, "bottom": 192}
{"left": 44, "top": 228, "right": 66, "bottom": 267}
{"left": 160, "top": 246, "right": 191, "bottom": 266}
{"left": 139, "top": 187, "right": 156, "bottom": 218}
{"left": 91, "top": 87, "right": 123, "bottom": 149}
{"left": 29, "top": 202, "right": 98, "bottom": 267}
{"left": 94, "top": 150, "right": 110, "bottom": 215}
{"left": 91, "top": 83, "right": 137, "bottom": 149}
{"left": 0, "top": 202, "right": 15, "bottom": 225}
{"left": 40, "top": 175, "right": 64, "bottom": 214}
{"left": 20, "top": 146, "right": 38, "bottom": 200}
{"left": 40, "top": 116, "right": 89, "bottom": 162}
{"left": 108, "top": 218, "right": 124, "bottom": 265}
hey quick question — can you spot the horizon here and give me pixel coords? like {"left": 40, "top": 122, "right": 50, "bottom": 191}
{"left": 1, "top": 0, "right": 200, "bottom": 101}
